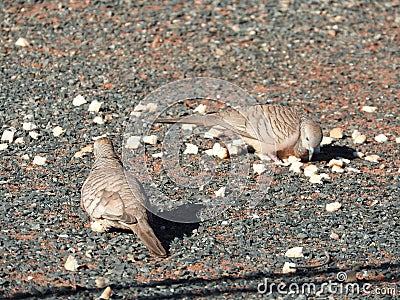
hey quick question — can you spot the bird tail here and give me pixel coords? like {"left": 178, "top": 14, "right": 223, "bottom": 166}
{"left": 129, "top": 220, "right": 167, "bottom": 257}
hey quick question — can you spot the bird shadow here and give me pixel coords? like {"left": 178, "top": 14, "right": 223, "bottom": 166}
{"left": 312, "top": 145, "right": 357, "bottom": 162}
{"left": 147, "top": 206, "right": 201, "bottom": 256}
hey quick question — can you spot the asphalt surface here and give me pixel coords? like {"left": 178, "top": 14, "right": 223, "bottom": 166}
{"left": 1, "top": 1, "right": 399, "bottom": 299}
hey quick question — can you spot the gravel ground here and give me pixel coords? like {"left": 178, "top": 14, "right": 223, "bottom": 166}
{"left": 1, "top": 1, "right": 399, "bottom": 299}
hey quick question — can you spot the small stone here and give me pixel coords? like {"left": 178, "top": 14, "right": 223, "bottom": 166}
{"left": 183, "top": 143, "right": 198, "bottom": 154}
{"left": 303, "top": 164, "right": 318, "bottom": 177}
{"left": 99, "top": 287, "right": 112, "bottom": 300}
{"left": 52, "top": 126, "right": 64, "bottom": 137}
{"left": 215, "top": 186, "right": 226, "bottom": 198}
{"left": 204, "top": 128, "right": 222, "bottom": 139}
{"left": 125, "top": 136, "right": 142, "bottom": 149}
{"left": 285, "top": 247, "right": 304, "bottom": 258}
{"left": 22, "top": 122, "right": 37, "bottom": 131}
{"left": 64, "top": 255, "right": 79, "bottom": 271}
{"left": 331, "top": 165, "right": 344, "bottom": 173}
{"left": 354, "top": 151, "right": 364, "bottom": 158}
{"left": 330, "top": 127, "right": 343, "bottom": 139}
{"left": 14, "top": 137, "right": 24, "bottom": 144}
{"left": 143, "top": 135, "right": 158, "bottom": 145}
{"left": 226, "top": 144, "right": 243, "bottom": 156}
{"left": 374, "top": 134, "right": 388, "bottom": 143}
{"left": 21, "top": 154, "right": 30, "bottom": 160}
{"left": 282, "top": 262, "right": 297, "bottom": 274}
{"left": 0, "top": 144, "right": 8, "bottom": 151}
{"left": 326, "top": 202, "right": 342, "bottom": 212}
{"left": 91, "top": 220, "right": 106, "bottom": 232}
{"left": 320, "top": 136, "right": 333, "bottom": 146}
{"left": 396, "top": 137, "right": 400, "bottom": 144}
{"left": 351, "top": 130, "right": 361, "bottom": 139}
{"left": 146, "top": 102, "right": 158, "bottom": 112}
{"left": 88, "top": 100, "right": 102, "bottom": 112}
{"left": 353, "top": 134, "right": 367, "bottom": 144}
{"left": 193, "top": 104, "right": 207, "bottom": 114}
{"left": 1, "top": 128, "right": 15, "bottom": 143}
{"left": 328, "top": 159, "right": 344, "bottom": 167}
{"left": 104, "top": 115, "right": 113, "bottom": 121}
{"left": 330, "top": 232, "right": 340, "bottom": 240}
{"left": 253, "top": 163, "right": 267, "bottom": 175}
{"left": 33, "top": 155, "right": 46, "bottom": 166}
{"left": 74, "top": 145, "right": 93, "bottom": 158}
{"left": 361, "top": 106, "right": 377, "bottom": 113}
{"left": 95, "top": 277, "right": 110, "bottom": 289}
{"left": 309, "top": 174, "right": 323, "bottom": 184}
{"left": 15, "top": 37, "right": 30, "bottom": 47}
{"left": 181, "top": 124, "right": 195, "bottom": 131}
{"left": 133, "top": 104, "right": 147, "bottom": 112}
{"left": 93, "top": 116, "right": 105, "bottom": 125}
{"left": 29, "top": 131, "right": 39, "bottom": 140}
{"left": 346, "top": 167, "right": 361, "bottom": 173}
{"left": 151, "top": 152, "right": 163, "bottom": 158}
{"left": 364, "top": 154, "right": 380, "bottom": 163}
{"left": 289, "top": 161, "right": 303, "bottom": 173}
{"left": 72, "top": 95, "right": 87, "bottom": 106}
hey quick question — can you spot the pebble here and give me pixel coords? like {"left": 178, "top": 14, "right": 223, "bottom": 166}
{"left": 95, "top": 277, "right": 110, "bottom": 288}
{"left": 346, "top": 167, "right": 361, "bottom": 173}
{"left": 289, "top": 161, "right": 303, "bottom": 173}
{"left": 183, "top": 143, "right": 198, "bottom": 154}
{"left": 374, "top": 134, "right": 388, "bottom": 143}
{"left": 309, "top": 174, "right": 323, "bottom": 184}
{"left": 253, "top": 163, "right": 267, "bottom": 175}
{"left": 205, "top": 142, "right": 228, "bottom": 159}
{"left": 74, "top": 145, "right": 93, "bottom": 158}
{"left": 396, "top": 137, "right": 400, "bottom": 144}
{"left": 151, "top": 152, "right": 163, "bottom": 158}
{"left": 99, "top": 286, "right": 112, "bottom": 300}
{"left": 204, "top": 128, "right": 222, "bottom": 139}
{"left": 72, "top": 95, "right": 87, "bottom": 106}
{"left": 282, "top": 262, "right": 297, "bottom": 274}
{"left": 326, "top": 202, "right": 342, "bottom": 212}
{"left": 21, "top": 154, "right": 30, "bottom": 160}
{"left": 328, "top": 159, "right": 344, "bottom": 167}
{"left": 364, "top": 154, "right": 380, "bottom": 163}
{"left": 0, "top": 144, "right": 8, "bottom": 151}
{"left": 214, "top": 186, "right": 226, "bottom": 198}
{"left": 88, "top": 100, "right": 103, "bottom": 112}
{"left": 15, "top": 37, "right": 30, "bottom": 47}
{"left": 320, "top": 136, "right": 333, "bottom": 146}
{"left": 329, "top": 127, "right": 343, "bottom": 139}
{"left": 32, "top": 155, "right": 46, "bottom": 166}
{"left": 330, "top": 232, "right": 340, "bottom": 240}
{"left": 193, "top": 104, "right": 207, "bottom": 114}
{"left": 351, "top": 130, "right": 361, "bottom": 139}
{"left": 181, "top": 124, "right": 195, "bottom": 131}
{"left": 29, "top": 131, "right": 39, "bottom": 140}
{"left": 64, "top": 255, "right": 79, "bottom": 271}
{"left": 303, "top": 164, "right": 318, "bottom": 177}
{"left": 22, "top": 122, "right": 37, "bottom": 131}
{"left": 353, "top": 134, "right": 367, "bottom": 144}
{"left": 285, "top": 246, "right": 304, "bottom": 258}
{"left": 361, "top": 105, "right": 377, "bottom": 113}
{"left": 52, "top": 126, "right": 64, "bottom": 137}
{"left": 146, "top": 103, "right": 158, "bottom": 112}
{"left": 125, "top": 136, "right": 142, "bottom": 149}
{"left": 14, "top": 137, "right": 24, "bottom": 144}
{"left": 331, "top": 165, "right": 344, "bottom": 173}
{"left": 93, "top": 116, "right": 105, "bottom": 125}
{"left": 1, "top": 128, "right": 15, "bottom": 143}
{"left": 143, "top": 135, "right": 158, "bottom": 145}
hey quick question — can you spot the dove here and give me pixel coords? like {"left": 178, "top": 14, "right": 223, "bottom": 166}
{"left": 156, "top": 104, "right": 322, "bottom": 162}
{"left": 81, "top": 137, "right": 167, "bottom": 257}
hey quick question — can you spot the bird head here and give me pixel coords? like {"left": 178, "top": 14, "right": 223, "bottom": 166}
{"left": 300, "top": 119, "right": 322, "bottom": 161}
{"left": 93, "top": 137, "right": 115, "bottom": 159}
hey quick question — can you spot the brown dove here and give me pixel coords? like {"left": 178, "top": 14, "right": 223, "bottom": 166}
{"left": 81, "top": 137, "right": 166, "bottom": 257}
{"left": 156, "top": 104, "right": 322, "bottom": 162}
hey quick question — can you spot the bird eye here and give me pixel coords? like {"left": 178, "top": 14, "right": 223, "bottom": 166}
{"left": 306, "top": 137, "right": 310, "bottom": 141}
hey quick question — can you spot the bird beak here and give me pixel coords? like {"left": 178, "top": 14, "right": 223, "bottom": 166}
{"left": 308, "top": 147, "right": 315, "bottom": 161}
